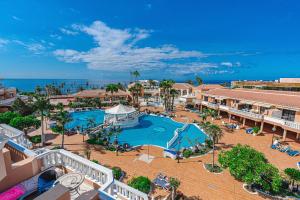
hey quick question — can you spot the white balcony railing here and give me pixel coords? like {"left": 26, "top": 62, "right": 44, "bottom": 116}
{"left": 264, "top": 116, "right": 300, "bottom": 131}
{"left": 0, "top": 124, "right": 32, "bottom": 149}
{"left": 38, "top": 149, "right": 149, "bottom": 200}
{"left": 201, "top": 101, "right": 208, "bottom": 106}
{"left": 207, "top": 102, "right": 219, "bottom": 109}
{"left": 219, "top": 105, "right": 229, "bottom": 111}
{"left": 229, "top": 108, "right": 263, "bottom": 120}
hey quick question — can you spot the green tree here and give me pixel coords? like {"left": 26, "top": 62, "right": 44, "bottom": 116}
{"left": 159, "top": 79, "right": 175, "bottom": 111}
{"left": 0, "top": 111, "right": 20, "bottom": 124}
{"left": 169, "top": 177, "right": 180, "bottom": 200}
{"left": 129, "top": 82, "right": 143, "bottom": 106}
{"left": 52, "top": 104, "right": 71, "bottom": 149}
{"left": 106, "top": 84, "right": 119, "bottom": 103}
{"left": 284, "top": 168, "right": 300, "bottom": 191}
{"left": 131, "top": 70, "right": 140, "bottom": 82}
{"left": 195, "top": 76, "right": 203, "bottom": 86}
{"left": 33, "top": 94, "right": 52, "bottom": 146}
{"left": 12, "top": 98, "right": 34, "bottom": 116}
{"left": 204, "top": 124, "right": 223, "bottom": 169}
{"left": 9, "top": 115, "right": 40, "bottom": 134}
{"left": 218, "top": 144, "right": 282, "bottom": 193}
{"left": 170, "top": 89, "right": 179, "bottom": 111}
{"left": 128, "top": 176, "right": 151, "bottom": 193}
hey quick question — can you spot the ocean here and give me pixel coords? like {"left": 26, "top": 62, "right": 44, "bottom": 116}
{"left": 1, "top": 79, "right": 230, "bottom": 93}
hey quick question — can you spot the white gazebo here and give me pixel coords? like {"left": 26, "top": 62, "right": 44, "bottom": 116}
{"left": 104, "top": 104, "right": 139, "bottom": 128}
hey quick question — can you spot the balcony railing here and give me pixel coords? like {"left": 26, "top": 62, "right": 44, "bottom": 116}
{"left": 229, "top": 108, "right": 263, "bottom": 120}
{"left": 207, "top": 102, "right": 219, "bottom": 109}
{"left": 219, "top": 104, "right": 229, "bottom": 111}
{"left": 0, "top": 124, "right": 32, "bottom": 149}
{"left": 264, "top": 116, "right": 300, "bottom": 131}
{"left": 201, "top": 101, "right": 208, "bottom": 106}
{"left": 38, "top": 149, "right": 149, "bottom": 200}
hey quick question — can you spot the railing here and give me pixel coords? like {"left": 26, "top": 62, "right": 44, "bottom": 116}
{"left": 103, "top": 180, "right": 148, "bottom": 200}
{"left": 229, "top": 108, "right": 263, "bottom": 120}
{"left": 219, "top": 105, "right": 229, "bottom": 111}
{"left": 201, "top": 101, "right": 208, "bottom": 106}
{"left": 38, "top": 149, "right": 112, "bottom": 186}
{"left": 38, "top": 149, "right": 149, "bottom": 200}
{"left": 166, "top": 123, "right": 189, "bottom": 149}
{"left": 0, "top": 124, "right": 32, "bottom": 149}
{"left": 207, "top": 102, "right": 219, "bottom": 109}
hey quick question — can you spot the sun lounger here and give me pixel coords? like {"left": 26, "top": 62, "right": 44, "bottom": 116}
{"left": 279, "top": 146, "right": 291, "bottom": 152}
{"left": 153, "top": 174, "right": 170, "bottom": 190}
{"left": 246, "top": 128, "right": 253, "bottom": 134}
{"left": 288, "top": 150, "right": 300, "bottom": 157}
{"left": 271, "top": 144, "right": 279, "bottom": 149}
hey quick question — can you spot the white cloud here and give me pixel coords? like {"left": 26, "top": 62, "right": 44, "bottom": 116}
{"left": 60, "top": 28, "right": 78, "bottom": 35}
{"left": 50, "top": 34, "right": 62, "bottom": 40}
{"left": 0, "top": 38, "right": 9, "bottom": 47}
{"left": 13, "top": 40, "right": 46, "bottom": 54}
{"left": 54, "top": 20, "right": 207, "bottom": 72}
{"left": 12, "top": 15, "right": 22, "bottom": 21}
{"left": 220, "top": 62, "right": 233, "bottom": 67}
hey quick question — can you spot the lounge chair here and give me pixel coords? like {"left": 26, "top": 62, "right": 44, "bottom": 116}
{"left": 271, "top": 144, "right": 279, "bottom": 150}
{"left": 288, "top": 150, "right": 300, "bottom": 157}
{"left": 279, "top": 146, "right": 291, "bottom": 153}
{"left": 246, "top": 128, "right": 253, "bottom": 134}
{"left": 153, "top": 174, "right": 170, "bottom": 191}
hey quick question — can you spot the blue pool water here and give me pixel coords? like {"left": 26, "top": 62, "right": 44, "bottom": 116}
{"left": 65, "top": 110, "right": 105, "bottom": 130}
{"left": 66, "top": 110, "right": 208, "bottom": 149}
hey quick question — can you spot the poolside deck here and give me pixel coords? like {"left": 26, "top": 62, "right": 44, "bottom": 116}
{"left": 29, "top": 108, "right": 300, "bottom": 199}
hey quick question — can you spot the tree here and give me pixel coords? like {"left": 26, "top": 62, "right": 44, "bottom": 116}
{"left": 186, "top": 80, "right": 194, "bottom": 85}
{"left": 0, "top": 111, "right": 21, "bottom": 124}
{"left": 218, "top": 144, "right": 282, "bottom": 193}
{"left": 159, "top": 79, "right": 175, "bottom": 111}
{"left": 170, "top": 89, "right": 179, "bottom": 111}
{"left": 33, "top": 94, "right": 52, "bottom": 146}
{"left": 106, "top": 84, "right": 119, "bottom": 103}
{"left": 117, "top": 82, "right": 126, "bottom": 91}
{"left": 128, "top": 176, "right": 151, "bottom": 193}
{"left": 204, "top": 124, "right": 223, "bottom": 169}
{"left": 131, "top": 70, "right": 140, "bottom": 82}
{"left": 9, "top": 115, "right": 40, "bottom": 134}
{"left": 53, "top": 104, "right": 71, "bottom": 149}
{"left": 12, "top": 98, "right": 34, "bottom": 116}
{"left": 284, "top": 168, "right": 300, "bottom": 191}
{"left": 129, "top": 83, "right": 143, "bottom": 106}
{"left": 148, "top": 79, "right": 156, "bottom": 89}
{"left": 195, "top": 76, "right": 203, "bottom": 86}
{"left": 169, "top": 177, "right": 181, "bottom": 200}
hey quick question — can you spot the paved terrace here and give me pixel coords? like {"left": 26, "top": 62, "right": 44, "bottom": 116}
{"left": 29, "top": 107, "right": 300, "bottom": 200}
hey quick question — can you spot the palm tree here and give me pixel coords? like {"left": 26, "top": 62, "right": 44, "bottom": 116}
{"left": 186, "top": 80, "right": 194, "bottom": 85}
{"left": 131, "top": 70, "right": 140, "bottom": 82}
{"left": 33, "top": 94, "right": 52, "bottom": 146}
{"left": 54, "top": 104, "right": 71, "bottom": 149}
{"left": 148, "top": 79, "right": 156, "bottom": 89}
{"left": 159, "top": 79, "right": 175, "bottom": 111}
{"left": 129, "top": 82, "right": 143, "bottom": 106}
{"left": 106, "top": 84, "right": 119, "bottom": 103}
{"left": 204, "top": 124, "right": 223, "bottom": 169}
{"left": 170, "top": 89, "right": 179, "bottom": 111}
{"left": 195, "top": 76, "right": 203, "bottom": 86}
{"left": 169, "top": 177, "right": 180, "bottom": 200}
{"left": 117, "top": 82, "right": 126, "bottom": 91}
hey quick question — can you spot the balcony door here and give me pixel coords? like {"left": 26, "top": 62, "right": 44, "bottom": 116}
{"left": 282, "top": 109, "right": 296, "bottom": 121}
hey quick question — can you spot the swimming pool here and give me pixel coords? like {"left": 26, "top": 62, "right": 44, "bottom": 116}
{"left": 66, "top": 110, "right": 208, "bottom": 149}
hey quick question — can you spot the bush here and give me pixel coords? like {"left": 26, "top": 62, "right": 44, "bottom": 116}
{"left": 218, "top": 144, "right": 282, "bottom": 193}
{"left": 0, "top": 112, "right": 21, "bottom": 124}
{"left": 204, "top": 163, "right": 222, "bottom": 173}
{"left": 183, "top": 149, "right": 193, "bottom": 158}
{"left": 92, "top": 159, "right": 99, "bottom": 164}
{"left": 51, "top": 125, "right": 63, "bottom": 134}
{"left": 86, "top": 138, "right": 104, "bottom": 145}
{"left": 128, "top": 176, "right": 151, "bottom": 193}
{"left": 112, "top": 167, "right": 123, "bottom": 180}
{"left": 29, "top": 135, "right": 41, "bottom": 144}
{"left": 252, "top": 126, "right": 260, "bottom": 134}
{"left": 9, "top": 115, "right": 40, "bottom": 131}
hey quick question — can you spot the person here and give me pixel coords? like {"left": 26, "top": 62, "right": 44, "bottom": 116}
{"left": 273, "top": 139, "right": 279, "bottom": 146}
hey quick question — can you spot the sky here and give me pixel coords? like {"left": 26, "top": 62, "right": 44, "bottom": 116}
{"left": 1, "top": 0, "right": 300, "bottom": 82}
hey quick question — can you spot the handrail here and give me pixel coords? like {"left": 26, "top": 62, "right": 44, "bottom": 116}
{"left": 0, "top": 124, "right": 32, "bottom": 148}
{"left": 229, "top": 108, "right": 263, "bottom": 120}
{"left": 166, "top": 123, "right": 189, "bottom": 149}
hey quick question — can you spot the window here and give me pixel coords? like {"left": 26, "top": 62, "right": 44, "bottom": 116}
{"left": 282, "top": 109, "right": 296, "bottom": 121}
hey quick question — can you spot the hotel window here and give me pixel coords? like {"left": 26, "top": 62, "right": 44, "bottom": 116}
{"left": 282, "top": 109, "right": 296, "bottom": 121}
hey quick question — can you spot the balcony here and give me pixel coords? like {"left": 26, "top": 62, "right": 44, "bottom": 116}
{"left": 264, "top": 116, "right": 300, "bottom": 131}
{"left": 0, "top": 124, "right": 32, "bottom": 149}
{"left": 207, "top": 102, "right": 219, "bottom": 109}
{"left": 219, "top": 104, "right": 229, "bottom": 111}
{"left": 229, "top": 108, "right": 263, "bottom": 120}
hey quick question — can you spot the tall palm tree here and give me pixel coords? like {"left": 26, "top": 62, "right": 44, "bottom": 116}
{"left": 195, "top": 76, "right": 203, "bottom": 86}
{"left": 54, "top": 104, "right": 71, "bottom": 149}
{"left": 33, "top": 94, "right": 52, "bottom": 146}
{"left": 204, "top": 124, "right": 223, "bottom": 168}
{"left": 129, "top": 82, "right": 143, "bottom": 106}
{"left": 169, "top": 177, "right": 180, "bottom": 200}
{"left": 131, "top": 70, "right": 140, "bottom": 82}
{"left": 148, "top": 79, "right": 156, "bottom": 89}
{"left": 106, "top": 84, "right": 119, "bottom": 103}
{"left": 159, "top": 80, "right": 175, "bottom": 111}
{"left": 170, "top": 89, "right": 179, "bottom": 111}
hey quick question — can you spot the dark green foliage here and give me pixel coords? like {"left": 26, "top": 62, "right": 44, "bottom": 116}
{"left": 253, "top": 126, "right": 260, "bottom": 134}
{"left": 86, "top": 138, "right": 104, "bottom": 145}
{"left": 0, "top": 112, "right": 20, "bottom": 124}
{"left": 9, "top": 115, "right": 40, "bottom": 131}
{"left": 12, "top": 98, "right": 34, "bottom": 116}
{"left": 112, "top": 167, "right": 123, "bottom": 180}
{"left": 92, "top": 159, "right": 99, "bottom": 164}
{"left": 218, "top": 144, "right": 282, "bottom": 193}
{"left": 128, "top": 176, "right": 151, "bottom": 193}
{"left": 29, "top": 135, "right": 41, "bottom": 144}
{"left": 183, "top": 149, "right": 193, "bottom": 158}
{"left": 205, "top": 138, "right": 213, "bottom": 148}
{"left": 204, "top": 163, "right": 222, "bottom": 173}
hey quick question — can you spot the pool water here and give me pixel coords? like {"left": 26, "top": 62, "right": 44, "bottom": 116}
{"left": 66, "top": 110, "right": 208, "bottom": 149}
{"left": 65, "top": 110, "right": 105, "bottom": 130}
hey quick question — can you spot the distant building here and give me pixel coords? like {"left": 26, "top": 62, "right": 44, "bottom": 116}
{"left": 128, "top": 80, "right": 160, "bottom": 98}
{"left": 0, "top": 82, "right": 18, "bottom": 112}
{"left": 74, "top": 89, "right": 132, "bottom": 103}
{"left": 232, "top": 78, "right": 300, "bottom": 91}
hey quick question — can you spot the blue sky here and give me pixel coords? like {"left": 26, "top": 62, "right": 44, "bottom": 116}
{"left": 1, "top": 0, "right": 300, "bottom": 81}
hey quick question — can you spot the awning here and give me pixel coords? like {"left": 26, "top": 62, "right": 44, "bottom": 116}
{"left": 105, "top": 104, "right": 136, "bottom": 115}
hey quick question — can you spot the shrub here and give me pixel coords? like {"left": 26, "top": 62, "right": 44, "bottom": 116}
{"left": 252, "top": 126, "right": 260, "bottom": 134}
{"left": 204, "top": 163, "right": 222, "bottom": 173}
{"left": 112, "top": 167, "right": 123, "bottom": 180}
{"left": 0, "top": 112, "right": 21, "bottom": 124}
{"left": 9, "top": 115, "right": 40, "bottom": 131}
{"left": 92, "top": 159, "right": 99, "bottom": 164}
{"left": 29, "top": 135, "right": 41, "bottom": 144}
{"left": 128, "top": 176, "right": 151, "bottom": 193}
{"left": 86, "top": 138, "right": 104, "bottom": 145}
{"left": 183, "top": 149, "right": 193, "bottom": 158}
{"left": 218, "top": 144, "right": 282, "bottom": 193}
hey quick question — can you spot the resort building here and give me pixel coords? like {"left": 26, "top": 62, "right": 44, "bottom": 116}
{"left": 197, "top": 88, "right": 300, "bottom": 141}
{"left": 0, "top": 85, "right": 23, "bottom": 112}
{"left": 74, "top": 89, "right": 132, "bottom": 104}
{"left": 232, "top": 78, "right": 300, "bottom": 91}
{"left": 0, "top": 123, "right": 148, "bottom": 200}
